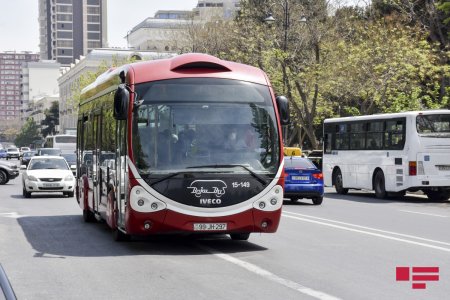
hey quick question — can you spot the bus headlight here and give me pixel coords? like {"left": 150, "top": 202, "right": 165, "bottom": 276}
{"left": 253, "top": 185, "right": 283, "bottom": 211}
{"left": 130, "top": 186, "right": 166, "bottom": 213}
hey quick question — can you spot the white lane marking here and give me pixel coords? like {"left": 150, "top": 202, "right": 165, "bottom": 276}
{"left": 399, "top": 210, "right": 449, "bottom": 218}
{"left": 282, "top": 214, "right": 450, "bottom": 253}
{"left": 283, "top": 211, "right": 450, "bottom": 247}
{"left": 0, "top": 212, "right": 26, "bottom": 219}
{"left": 198, "top": 244, "right": 341, "bottom": 300}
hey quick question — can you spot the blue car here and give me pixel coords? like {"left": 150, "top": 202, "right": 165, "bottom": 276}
{"left": 0, "top": 149, "right": 6, "bottom": 159}
{"left": 284, "top": 156, "right": 324, "bottom": 205}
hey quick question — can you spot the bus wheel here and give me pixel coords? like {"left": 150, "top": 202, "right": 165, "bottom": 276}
{"left": 230, "top": 233, "right": 250, "bottom": 241}
{"left": 374, "top": 171, "right": 387, "bottom": 199}
{"left": 113, "top": 228, "right": 131, "bottom": 242}
{"left": 425, "top": 189, "right": 450, "bottom": 202}
{"left": 333, "top": 169, "right": 348, "bottom": 195}
{"left": 83, "top": 209, "right": 96, "bottom": 223}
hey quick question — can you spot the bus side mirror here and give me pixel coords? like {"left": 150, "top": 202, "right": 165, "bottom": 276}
{"left": 114, "top": 84, "right": 129, "bottom": 120}
{"left": 276, "top": 96, "right": 290, "bottom": 125}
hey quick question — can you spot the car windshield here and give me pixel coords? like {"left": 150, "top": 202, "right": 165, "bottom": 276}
{"left": 39, "top": 149, "right": 61, "bottom": 155}
{"left": 132, "top": 78, "right": 280, "bottom": 177}
{"left": 61, "top": 154, "right": 77, "bottom": 162}
{"left": 23, "top": 152, "right": 36, "bottom": 157}
{"left": 29, "top": 158, "right": 69, "bottom": 170}
{"left": 7, "top": 148, "right": 18, "bottom": 152}
{"left": 284, "top": 158, "right": 316, "bottom": 169}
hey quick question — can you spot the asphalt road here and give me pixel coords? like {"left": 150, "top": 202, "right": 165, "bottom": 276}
{"left": 1, "top": 166, "right": 449, "bottom": 300}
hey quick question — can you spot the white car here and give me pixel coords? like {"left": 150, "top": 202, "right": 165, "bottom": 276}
{"left": 21, "top": 156, "right": 75, "bottom": 198}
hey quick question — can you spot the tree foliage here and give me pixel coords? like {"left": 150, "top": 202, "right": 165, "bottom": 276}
{"left": 15, "top": 118, "right": 40, "bottom": 147}
{"left": 41, "top": 101, "right": 59, "bottom": 137}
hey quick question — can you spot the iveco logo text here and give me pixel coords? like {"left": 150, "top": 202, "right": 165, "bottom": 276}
{"left": 188, "top": 180, "right": 227, "bottom": 206}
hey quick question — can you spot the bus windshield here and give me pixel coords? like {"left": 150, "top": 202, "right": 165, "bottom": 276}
{"left": 132, "top": 78, "right": 280, "bottom": 177}
{"left": 416, "top": 114, "right": 450, "bottom": 137}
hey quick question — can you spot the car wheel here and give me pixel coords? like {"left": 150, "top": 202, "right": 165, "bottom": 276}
{"left": 230, "top": 233, "right": 250, "bottom": 241}
{"left": 333, "top": 169, "right": 348, "bottom": 195}
{"left": 22, "top": 186, "right": 31, "bottom": 198}
{"left": 374, "top": 170, "right": 387, "bottom": 199}
{"left": 312, "top": 197, "right": 323, "bottom": 205}
{"left": 113, "top": 227, "right": 131, "bottom": 242}
{"left": 290, "top": 198, "right": 298, "bottom": 203}
{"left": 67, "top": 191, "right": 74, "bottom": 197}
{"left": 0, "top": 170, "right": 8, "bottom": 185}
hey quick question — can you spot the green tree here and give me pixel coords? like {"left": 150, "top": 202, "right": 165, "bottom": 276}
{"left": 15, "top": 118, "right": 41, "bottom": 147}
{"left": 320, "top": 16, "right": 448, "bottom": 117}
{"left": 41, "top": 101, "right": 59, "bottom": 137}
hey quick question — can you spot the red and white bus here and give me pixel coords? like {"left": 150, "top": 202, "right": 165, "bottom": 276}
{"left": 76, "top": 53, "right": 289, "bottom": 241}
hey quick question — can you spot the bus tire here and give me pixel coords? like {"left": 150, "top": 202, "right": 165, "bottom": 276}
{"left": 312, "top": 197, "right": 323, "bottom": 205}
{"left": 333, "top": 169, "right": 348, "bottom": 195}
{"left": 425, "top": 189, "right": 450, "bottom": 202}
{"left": 83, "top": 209, "right": 96, "bottom": 223}
{"left": 113, "top": 228, "right": 131, "bottom": 242}
{"left": 230, "top": 233, "right": 250, "bottom": 241}
{"left": 374, "top": 170, "right": 387, "bottom": 199}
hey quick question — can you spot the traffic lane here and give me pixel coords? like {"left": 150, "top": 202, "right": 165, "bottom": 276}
{"left": 3, "top": 216, "right": 307, "bottom": 300}
{"left": 230, "top": 213, "right": 450, "bottom": 300}
{"left": 282, "top": 189, "right": 450, "bottom": 244}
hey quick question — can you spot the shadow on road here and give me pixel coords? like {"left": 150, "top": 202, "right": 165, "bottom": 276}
{"left": 17, "top": 215, "right": 267, "bottom": 258}
{"left": 324, "top": 191, "right": 450, "bottom": 205}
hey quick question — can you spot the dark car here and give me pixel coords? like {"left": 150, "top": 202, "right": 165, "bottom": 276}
{"left": 284, "top": 156, "right": 324, "bottom": 205}
{"left": 0, "top": 160, "right": 20, "bottom": 184}
{"left": 20, "top": 151, "right": 37, "bottom": 166}
{"left": 307, "top": 150, "right": 323, "bottom": 170}
{"left": 0, "top": 149, "right": 6, "bottom": 159}
{"left": 36, "top": 148, "right": 62, "bottom": 156}
{"left": 60, "top": 153, "right": 77, "bottom": 175}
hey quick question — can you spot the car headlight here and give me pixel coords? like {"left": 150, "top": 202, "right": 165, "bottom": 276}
{"left": 28, "top": 175, "right": 38, "bottom": 181}
{"left": 64, "top": 175, "right": 74, "bottom": 181}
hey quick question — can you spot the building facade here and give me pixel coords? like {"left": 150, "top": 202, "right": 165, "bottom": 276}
{"left": 39, "top": 0, "right": 108, "bottom": 66}
{"left": 21, "top": 60, "right": 61, "bottom": 121}
{"left": 193, "top": 0, "right": 240, "bottom": 20}
{"left": 0, "top": 51, "right": 39, "bottom": 121}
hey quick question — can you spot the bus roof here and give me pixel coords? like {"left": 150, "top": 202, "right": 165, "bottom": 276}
{"left": 324, "top": 110, "right": 450, "bottom": 123}
{"left": 81, "top": 53, "right": 271, "bottom": 101}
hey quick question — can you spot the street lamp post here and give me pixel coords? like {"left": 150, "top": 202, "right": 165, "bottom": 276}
{"left": 264, "top": 0, "right": 289, "bottom": 52}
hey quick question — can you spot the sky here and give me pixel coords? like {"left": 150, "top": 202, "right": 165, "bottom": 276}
{"left": 0, "top": 0, "right": 199, "bottom": 52}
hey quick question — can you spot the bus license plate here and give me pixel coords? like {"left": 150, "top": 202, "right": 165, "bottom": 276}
{"left": 292, "top": 175, "right": 309, "bottom": 181}
{"left": 193, "top": 223, "right": 227, "bottom": 231}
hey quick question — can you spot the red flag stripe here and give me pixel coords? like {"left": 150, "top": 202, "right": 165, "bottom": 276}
{"left": 412, "top": 267, "right": 439, "bottom": 273}
{"left": 412, "top": 275, "right": 439, "bottom": 281}
{"left": 412, "top": 283, "right": 426, "bottom": 289}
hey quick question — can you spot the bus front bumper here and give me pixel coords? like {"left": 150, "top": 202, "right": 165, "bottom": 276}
{"left": 125, "top": 208, "right": 282, "bottom": 235}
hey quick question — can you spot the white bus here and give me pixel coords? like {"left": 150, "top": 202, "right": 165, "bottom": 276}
{"left": 43, "top": 134, "right": 76, "bottom": 154}
{"left": 323, "top": 110, "right": 450, "bottom": 201}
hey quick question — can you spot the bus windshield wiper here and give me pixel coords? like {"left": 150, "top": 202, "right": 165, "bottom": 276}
{"left": 148, "top": 170, "right": 211, "bottom": 186}
{"left": 187, "top": 164, "right": 268, "bottom": 185}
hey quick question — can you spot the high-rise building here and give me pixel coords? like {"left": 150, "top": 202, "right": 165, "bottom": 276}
{"left": 38, "top": 0, "right": 108, "bottom": 66}
{"left": 0, "top": 51, "right": 39, "bottom": 121}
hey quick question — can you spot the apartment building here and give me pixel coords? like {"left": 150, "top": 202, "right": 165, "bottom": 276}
{"left": 0, "top": 51, "right": 39, "bottom": 121}
{"left": 39, "top": 0, "right": 108, "bottom": 66}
